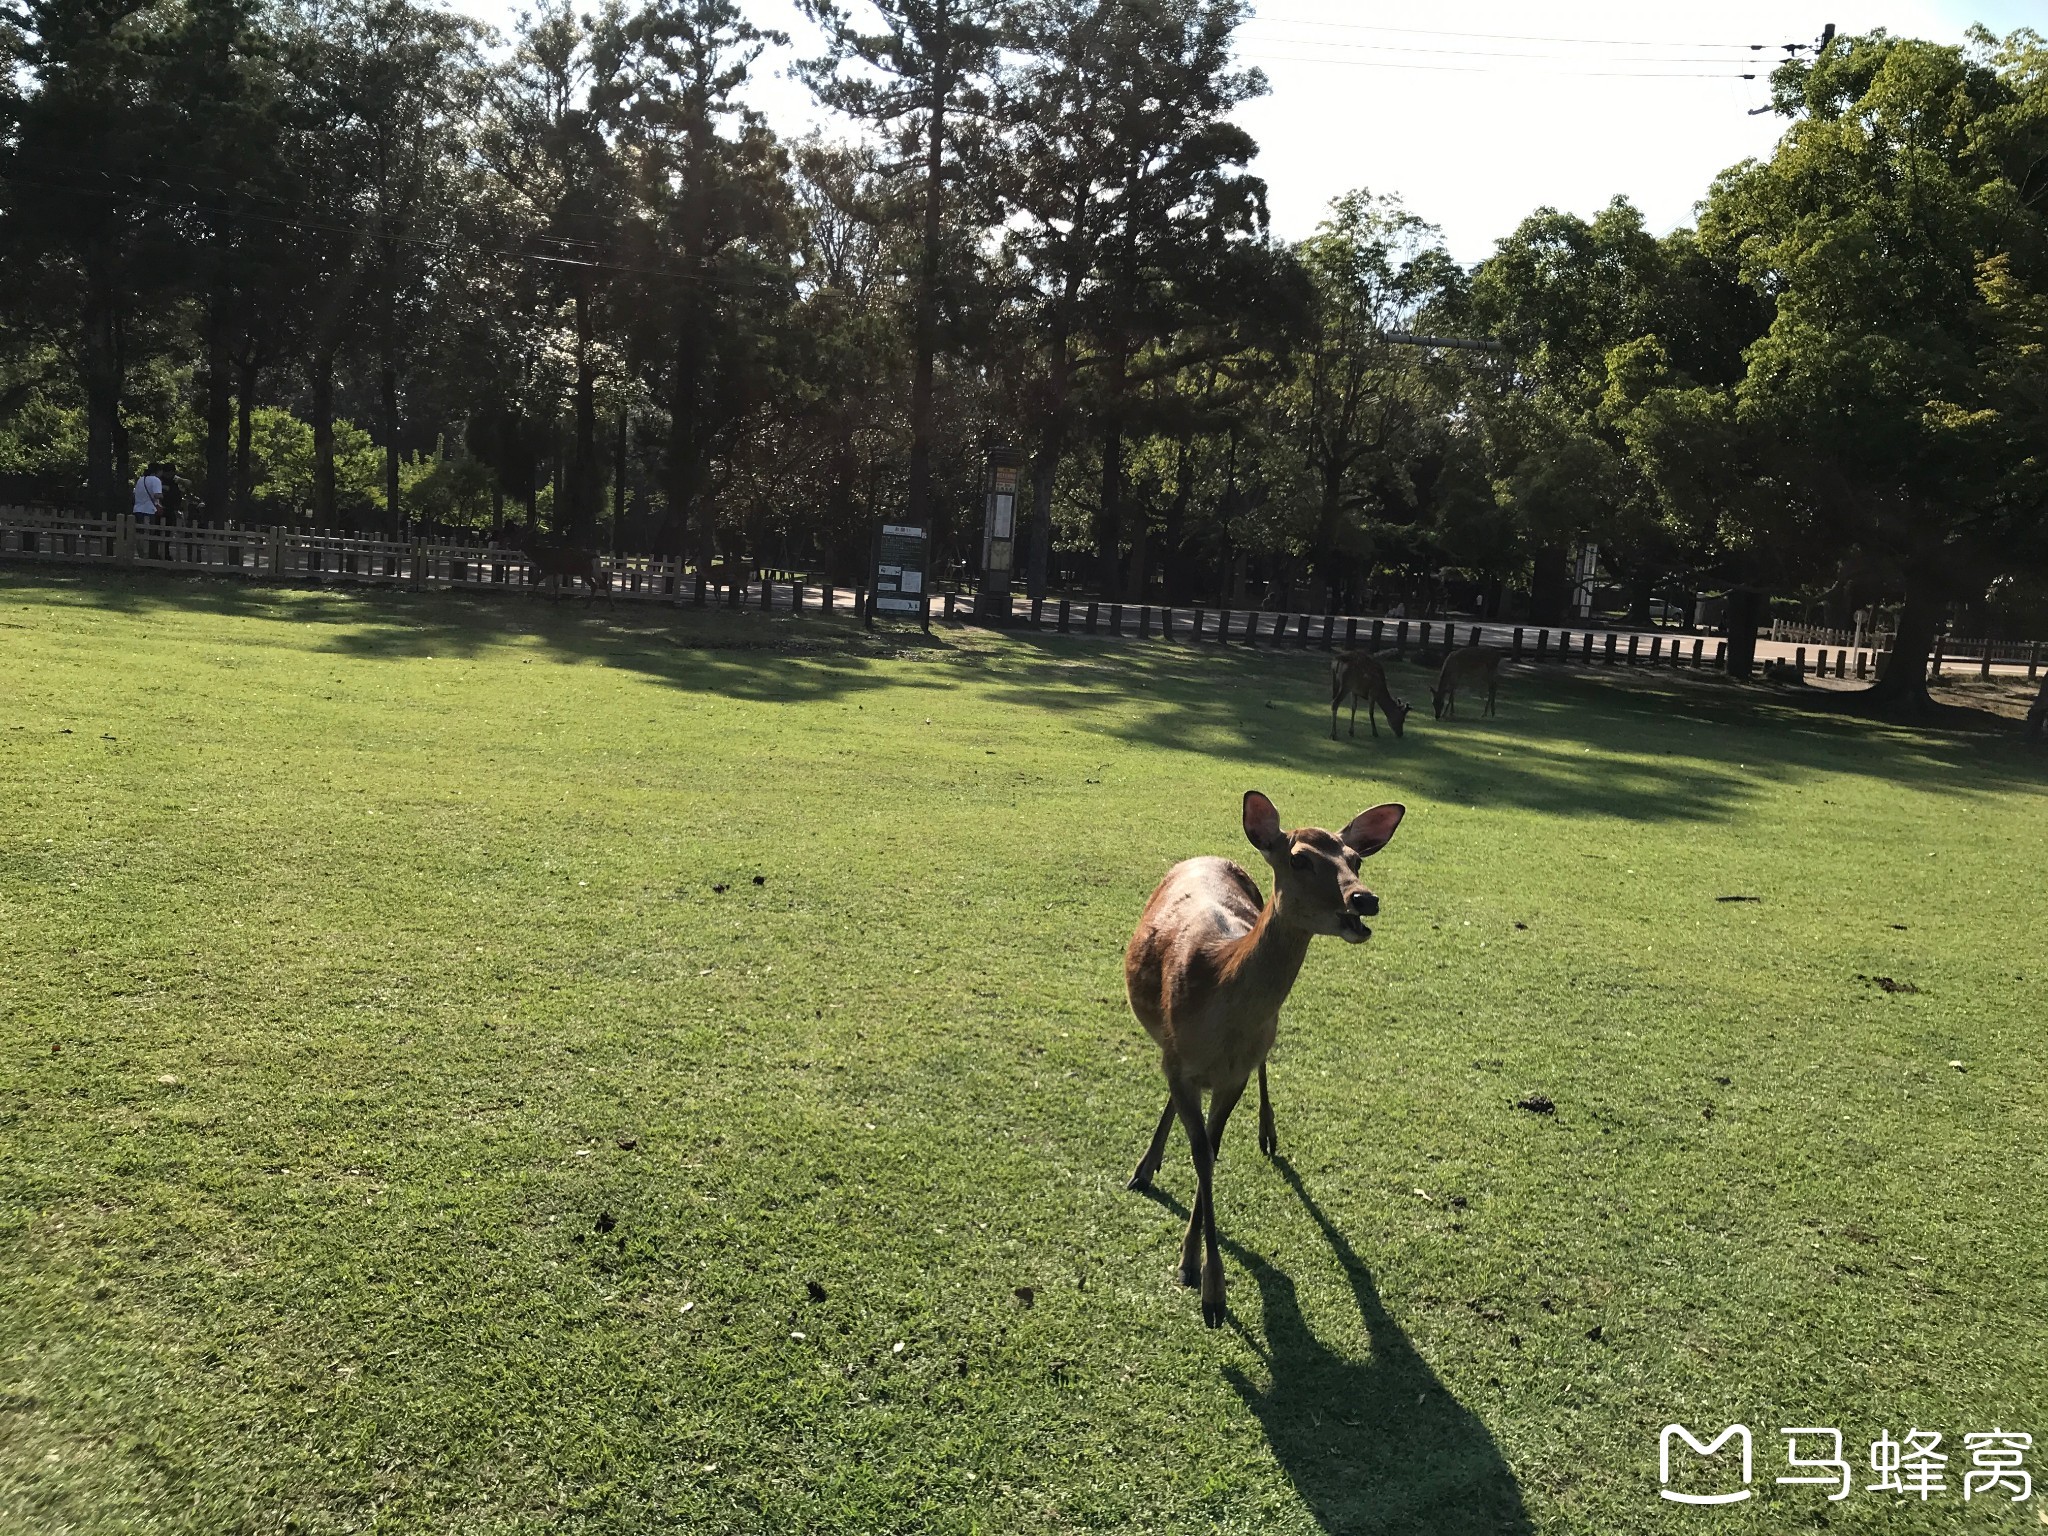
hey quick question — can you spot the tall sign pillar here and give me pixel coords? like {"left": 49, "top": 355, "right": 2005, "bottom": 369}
{"left": 977, "top": 446, "right": 1022, "bottom": 624}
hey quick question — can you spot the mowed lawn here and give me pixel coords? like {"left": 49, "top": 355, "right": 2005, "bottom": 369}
{"left": 2, "top": 568, "right": 2045, "bottom": 1536}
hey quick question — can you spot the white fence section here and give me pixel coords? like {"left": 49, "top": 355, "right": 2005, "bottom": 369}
{"left": 5, "top": 505, "right": 2042, "bottom": 683}
{"left": 0, "top": 507, "right": 702, "bottom": 602}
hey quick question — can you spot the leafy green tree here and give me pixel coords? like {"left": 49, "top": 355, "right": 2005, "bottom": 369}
{"left": 1003, "top": 0, "right": 1274, "bottom": 598}
{"left": 1468, "top": 200, "right": 1763, "bottom": 627}
{"left": 477, "top": 0, "right": 630, "bottom": 539}
{"left": 1279, "top": 190, "right": 1462, "bottom": 611}
{"left": 155, "top": 0, "right": 288, "bottom": 514}
{"left": 273, "top": 0, "right": 482, "bottom": 527}
{"left": 0, "top": 0, "right": 176, "bottom": 510}
{"left": 800, "top": 0, "right": 1003, "bottom": 543}
{"left": 615, "top": 0, "right": 794, "bottom": 560}
{"left": 1700, "top": 26, "right": 2048, "bottom": 707}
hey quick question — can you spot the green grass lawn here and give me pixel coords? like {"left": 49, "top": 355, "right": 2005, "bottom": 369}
{"left": 3, "top": 567, "right": 2045, "bottom": 1535}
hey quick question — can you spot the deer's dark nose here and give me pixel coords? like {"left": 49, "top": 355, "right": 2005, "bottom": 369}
{"left": 1349, "top": 890, "right": 1379, "bottom": 918}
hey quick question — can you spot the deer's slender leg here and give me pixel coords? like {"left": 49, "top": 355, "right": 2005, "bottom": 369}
{"left": 1487, "top": 677, "right": 1497, "bottom": 716}
{"left": 1330, "top": 688, "right": 1340, "bottom": 740}
{"left": 1127, "top": 1097, "right": 1175, "bottom": 1191}
{"left": 1169, "top": 1078, "right": 1211, "bottom": 1294}
{"left": 1198, "top": 1076, "right": 1248, "bottom": 1327}
{"left": 1257, "top": 1060, "right": 1278, "bottom": 1156}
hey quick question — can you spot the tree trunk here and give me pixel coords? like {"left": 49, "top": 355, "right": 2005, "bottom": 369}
{"left": 1124, "top": 500, "right": 1149, "bottom": 602}
{"left": 568, "top": 287, "right": 600, "bottom": 540}
{"left": 903, "top": 8, "right": 949, "bottom": 532}
{"left": 111, "top": 308, "right": 131, "bottom": 494}
{"left": 380, "top": 362, "right": 401, "bottom": 534}
{"left": 1026, "top": 327, "right": 1069, "bottom": 604}
{"left": 312, "top": 349, "right": 337, "bottom": 525}
{"left": 2026, "top": 676, "right": 2046, "bottom": 740}
{"left": 1162, "top": 439, "right": 1192, "bottom": 604}
{"left": 1097, "top": 413, "right": 1124, "bottom": 598}
{"left": 612, "top": 406, "right": 628, "bottom": 555}
{"left": 1314, "top": 472, "right": 1343, "bottom": 613}
{"left": 203, "top": 291, "right": 233, "bottom": 517}
{"left": 1861, "top": 585, "right": 1941, "bottom": 713}
{"left": 233, "top": 351, "right": 257, "bottom": 517}
{"left": 669, "top": 317, "right": 711, "bottom": 566}
{"left": 1723, "top": 586, "right": 1763, "bottom": 679}
{"left": 1625, "top": 571, "right": 1654, "bottom": 629}
{"left": 1528, "top": 544, "right": 1569, "bottom": 625}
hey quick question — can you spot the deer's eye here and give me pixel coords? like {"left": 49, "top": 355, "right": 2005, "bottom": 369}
{"left": 1290, "top": 851, "right": 1309, "bottom": 871}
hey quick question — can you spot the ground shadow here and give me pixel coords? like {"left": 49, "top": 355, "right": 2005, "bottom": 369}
{"left": 9, "top": 566, "right": 2042, "bottom": 824}
{"left": 1139, "top": 1159, "right": 1529, "bottom": 1533}
{"left": 1225, "top": 1159, "right": 1532, "bottom": 1535}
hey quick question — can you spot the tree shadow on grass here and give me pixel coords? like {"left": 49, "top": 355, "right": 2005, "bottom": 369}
{"left": 11, "top": 567, "right": 2041, "bottom": 818}
{"left": 1141, "top": 1158, "right": 1529, "bottom": 1534}
{"left": 975, "top": 639, "right": 2046, "bottom": 823}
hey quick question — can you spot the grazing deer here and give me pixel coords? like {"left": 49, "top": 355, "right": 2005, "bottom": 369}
{"left": 1330, "top": 650, "right": 1411, "bottom": 740}
{"left": 1431, "top": 644, "right": 1503, "bottom": 719}
{"left": 517, "top": 531, "right": 612, "bottom": 603}
{"left": 1124, "top": 791, "right": 1405, "bottom": 1326}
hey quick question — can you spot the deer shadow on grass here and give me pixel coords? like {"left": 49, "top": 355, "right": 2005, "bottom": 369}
{"left": 1148, "top": 1158, "right": 1530, "bottom": 1535}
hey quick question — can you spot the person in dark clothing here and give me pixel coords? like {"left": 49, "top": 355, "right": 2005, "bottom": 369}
{"left": 158, "top": 462, "right": 184, "bottom": 525}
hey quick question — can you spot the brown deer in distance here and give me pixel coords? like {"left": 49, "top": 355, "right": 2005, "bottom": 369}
{"left": 1330, "top": 650, "right": 1411, "bottom": 740}
{"left": 1431, "top": 644, "right": 1504, "bottom": 719}
{"left": 516, "top": 530, "right": 612, "bottom": 603}
{"left": 1124, "top": 791, "right": 1405, "bottom": 1326}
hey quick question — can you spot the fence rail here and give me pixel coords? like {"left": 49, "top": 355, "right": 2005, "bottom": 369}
{"left": 8, "top": 507, "right": 2042, "bottom": 684}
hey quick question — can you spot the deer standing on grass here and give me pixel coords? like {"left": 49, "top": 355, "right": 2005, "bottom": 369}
{"left": 517, "top": 531, "right": 613, "bottom": 603}
{"left": 1124, "top": 791, "right": 1405, "bottom": 1326}
{"left": 1330, "top": 650, "right": 1411, "bottom": 740}
{"left": 1431, "top": 644, "right": 1503, "bottom": 719}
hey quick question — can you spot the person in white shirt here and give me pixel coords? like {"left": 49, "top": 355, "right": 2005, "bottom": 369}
{"left": 132, "top": 464, "right": 164, "bottom": 519}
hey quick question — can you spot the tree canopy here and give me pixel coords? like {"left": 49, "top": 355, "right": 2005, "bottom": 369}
{"left": 2, "top": 6, "right": 2043, "bottom": 702}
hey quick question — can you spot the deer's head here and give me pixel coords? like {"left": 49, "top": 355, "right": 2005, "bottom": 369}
{"left": 1243, "top": 791, "right": 1404, "bottom": 943}
{"left": 1386, "top": 695, "right": 1412, "bottom": 736}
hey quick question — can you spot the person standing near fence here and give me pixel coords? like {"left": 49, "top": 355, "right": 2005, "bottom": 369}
{"left": 131, "top": 463, "right": 164, "bottom": 559}
{"left": 132, "top": 463, "right": 164, "bottom": 521}
{"left": 158, "top": 462, "right": 183, "bottom": 526}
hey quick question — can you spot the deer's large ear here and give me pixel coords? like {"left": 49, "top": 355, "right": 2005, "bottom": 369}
{"left": 1243, "top": 791, "right": 1283, "bottom": 851}
{"left": 1342, "top": 803, "right": 1405, "bottom": 856}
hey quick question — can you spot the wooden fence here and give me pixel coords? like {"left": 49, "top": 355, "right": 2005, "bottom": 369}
{"left": 12, "top": 506, "right": 2041, "bottom": 682}
{"left": 1776, "top": 616, "right": 2043, "bottom": 676}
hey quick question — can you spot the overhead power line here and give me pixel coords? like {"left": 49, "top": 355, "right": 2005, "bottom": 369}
{"left": 1241, "top": 32, "right": 1779, "bottom": 67}
{"left": 1242, "top": 10, "right": 1821, "bottom": 53}
{"left": 1236, "top": 50, "right": 1765, "bottom": 80}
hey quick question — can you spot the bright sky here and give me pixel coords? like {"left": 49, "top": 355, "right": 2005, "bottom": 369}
{"left": 462, "top": 0, "right": 2043, "bottom": 265}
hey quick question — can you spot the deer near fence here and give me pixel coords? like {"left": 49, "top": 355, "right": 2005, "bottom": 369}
{"left": 1123, "top": 791, "right": 1405, "bottom": 1326}
{"left": 516, "top": 531, "right": 612, "bottom": 602}
{"left": 1431, "top": 645, "right": 1504, "bottom": 719}
{"left": 1330, "top": 650, "right": 1411, "bottom": 740}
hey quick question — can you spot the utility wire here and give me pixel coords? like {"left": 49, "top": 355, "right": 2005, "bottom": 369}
{"left": 1242, "top": 10, "right": 1818, "bottom": 52}
{"left": 1236, "top": 51, "right": 1764, "bottom": 80}
{"left": 1241, "top": 33, "right": 1780, "bottom": 65}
